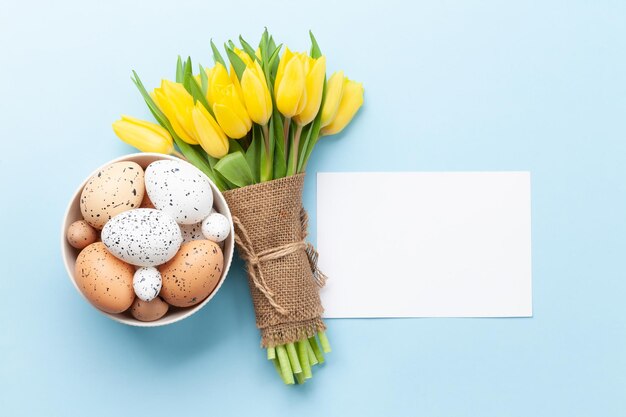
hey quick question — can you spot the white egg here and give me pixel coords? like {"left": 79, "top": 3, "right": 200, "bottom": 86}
{"left": 133, "top": 267, "right": 162, "bottom": 302}
{"left": 179, "top": 222, "right": 204, "bottom": 243}
{"left": 201, "top": 212, "right": 231, "bottom": 243}
{"left": 101, "top": 208, "right": 183, "bottom": 267}
{"left": 145, "top": 159, "right": 214, "bottom": 225}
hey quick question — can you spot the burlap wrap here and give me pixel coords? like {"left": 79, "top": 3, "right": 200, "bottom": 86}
{"left": 223, "top": 173, "right": 326, "bottom": 347}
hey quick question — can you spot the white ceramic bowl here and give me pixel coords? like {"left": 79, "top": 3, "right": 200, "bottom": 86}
{"left": 61, "top": 153, "right": 235, "bottom": 327}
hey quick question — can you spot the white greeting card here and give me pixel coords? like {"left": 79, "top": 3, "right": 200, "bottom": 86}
{"left": 317, "top": 172, "right": 532, "bottom": 318}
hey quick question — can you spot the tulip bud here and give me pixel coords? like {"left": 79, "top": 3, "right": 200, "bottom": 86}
{"left": 320, "top": 78, "right": 364, "bottom": 136}
{"left": 320, "top": 71, "right": 344, "bottom": 128}
{"left": 212, "top": 84, "right": 252, "bottom": 139}
{"left": 274, "top": 48, "right": 307, "bottom": 118}
{"left": 112, "top": 116, "right": 174, "bottom": 154}
{"left": 241, "top": 61, "right": 272, "bottom": 125}
{"left": 205, "top": 63, "right": 231, "bottom": 106}
{"left": 191, "top": 102, "right": 229, "bottom": 158}
{"left": 153, "top": 80, "right": 198, "bottom": 145}
{"left": 294, "top": 55, "right": 326, "bottom": 126}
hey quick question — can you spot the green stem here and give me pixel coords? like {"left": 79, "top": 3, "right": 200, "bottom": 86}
{"left": 297, "top": 340, "right": 312, "bottom": 379}
{"left": 286, "top": 343, "right": 302, "bottom": 374}
{"left": 295, "top": 372, "right": 305, "bottom": 385}
{"left": 304, "top": 338, "right": 318, "bottom": 366}
{"left": 267, "top": 346, "right": 276, "bottom": 360}
{"left": 260, "top": 123, "right": 272, "bottom": 182}
{"left": 288, "top": 124, "right": 303, "bottom": 176}
{"left": 283, "top": 117, "right": 291, "bottom": 163}
{"left": 276, "top": 345, "right": 294, "bottom": 384}
{"left": 318, "top": 331, "right": 331, "bottom": 353}
{"left": 308, "top": 337, "right": 325, "bottom": 364}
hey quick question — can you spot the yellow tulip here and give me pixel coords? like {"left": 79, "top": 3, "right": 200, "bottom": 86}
{"left": 320, "top": 71, "right": 344, "bottom": 128}
{"left": 205, "top": 63, "right": 231, "bottom": 106}
{"left": 212, "top": 84, "right": 252, "bottom": 139}
{"left": 320, "top": 78, "right": 364, "bottom": 136}
{"left": 241, "top": 60, "right": 272, "bottom": 125}
{"left": 294, "top": 55, "right": 326, "bottom": 126}
{"left": 112, "top": 115, "right": 174, "bottom": 154}
{"left": 274, "top": 48, "right": 307, "bottom": 118}
{"left": 233, "top": 47, "right": 253, "bottom": 66}
{"left": 191, "top": 102, "right": 229, "bottom": 158}
{"left": 153, "top": 80, "right": 198, "bottom": 145}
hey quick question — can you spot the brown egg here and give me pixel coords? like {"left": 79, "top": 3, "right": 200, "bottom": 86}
{"left": 159, "top": 240, "right": 224, "bottom": 307}
{"left": 67, "top": 220, "right": 98, "bottom": 249}
{"left": 130, "top": 297, "right": 169, "bottom": 322}
{"left": 75, "top": 242, "right": 135, "bottom": 314}
{"left": 139, "top": 192, "right": 155, "bottom": 209}
{"left": 79, "top": 161, "right": 145, "bottom": 229}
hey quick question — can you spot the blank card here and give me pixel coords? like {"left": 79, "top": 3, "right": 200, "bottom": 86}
{"left": 317, "top": 172, "right": 532, "bottom": 318}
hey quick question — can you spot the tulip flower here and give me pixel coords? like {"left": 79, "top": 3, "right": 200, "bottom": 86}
{"left": 274, "top": 48, "right": 307, "bottom": 118}
{"left": 212, "top": 84, "right": 252, "bottom": 139}
{"left": 320, "top": 71, "right": 344, "bottom": 128}
{"left": 241, "top": 60, "right": 272, "bottom": 126}
{"left": 320, "top": 78, "right": 364, "bottom": 136}
{"left": 153, "top": 80, "right": 198, "bottom": 145}
{"left": 112, "top": 115, "right": 174, "bottom": 154}
{"left": 293, "top": 55, "right": 326, "bottom": 126}
{"left": 191, "top": 102, "right": 229, "bottom": 158}
{"left": 205, "top": 63, "right": 231, "bottom": 106}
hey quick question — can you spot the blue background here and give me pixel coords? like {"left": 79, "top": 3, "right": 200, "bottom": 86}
{"left": 1, "top": 1, "right": 625, "bottom": 416}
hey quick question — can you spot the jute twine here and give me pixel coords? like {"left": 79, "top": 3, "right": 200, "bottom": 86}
{"left": 223, "top": 173, "right": 327, "bottom": 347}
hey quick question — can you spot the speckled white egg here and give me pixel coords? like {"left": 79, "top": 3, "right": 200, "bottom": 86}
{"left": 201, "top": 212, "right": 231, "bottom": 243}
{"left": 101, "top": 208, "right": 183, "bottom": 267}
{"left": 145, "top": 160, "right": 214, "bottom": 225}
{"left": 133, "top": 267, "right": 162, "bottom": 302}
{"left": 180, "top": 222, "right": 204, "bottom": 243}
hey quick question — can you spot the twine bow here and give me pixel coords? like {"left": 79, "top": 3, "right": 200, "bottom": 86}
{"left": 232, "top": 214, "right": 327, "bottom": 316}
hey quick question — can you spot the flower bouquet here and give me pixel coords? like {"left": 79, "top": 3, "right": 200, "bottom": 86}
{"left": 113, "top": 29, "right": 363, "bottom": 384}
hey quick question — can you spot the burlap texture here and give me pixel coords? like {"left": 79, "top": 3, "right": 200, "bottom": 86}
{"left": 223, "top": 173, "right": 325, "bottom": 347}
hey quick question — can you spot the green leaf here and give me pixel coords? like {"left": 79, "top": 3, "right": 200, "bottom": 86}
{"left": 210, "top": 40, "right": 227, "bottom": 67}
{"left": 259, "top": 28, "right": 269, "bottom": 60}
{"left": 182, "top": 56, "right": 193, "bottom": 91}
{"left": 228, "top": 40, "right": 236, "bottom": 49}
{"left": 131, "top": 71, "right": 168, "bottom": 126}
{"left": 198, "top": 64, "right": 208, "bottom": 95}
{"left": 267, "top": 44, "right": 282, "bottom": 72}
{"left": 239, "top": 35, "right": 257, "bottom": 61}
{"left": 246, "top": 128, "right": 261, "bottom": 183}
{"left": 176, "top": 56, "right": 184, "bottom": 83}
{"left": 309, "top": 30, "right": 322, "bottom": 58}
{"left": 268, "top": 36, "right": 280, "bottom": 75}
{"left": 214, "top": 152, "right": 255, "bottom": 188}
{"left": 186, "top": 75, "right": 215, "bottom": 117}
{"left": 225, "top": 45, "right": 246, "bottom": 80}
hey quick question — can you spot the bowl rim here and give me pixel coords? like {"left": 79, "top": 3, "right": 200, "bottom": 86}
{"left": 61, "top": 152, "right": 235, "bottom": 327}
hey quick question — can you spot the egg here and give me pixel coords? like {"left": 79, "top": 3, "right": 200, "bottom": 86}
{"left": 201, "top": 212, "right": 231, "bottom": 243}
{"left": 179, "top": 222, "right": 204, "bottom": 243}
{"left": 80, "top": 161, "right": 145, "bottom": 229}
{"left": 130, "top": 297, "right": 169, "bottom": 322}
{"left": 159, "top": 240, "right": 224, "bottom": 307}
{"left": 133, "top": 267, "right": 162, "bottom": 302}
{"left": 74, "top": 242, "right": 135, "bottom": 314}
{"left": 67, "top": 220, "right": 98, "bottom": 249}
{"left": 101, "top": 208, "right": 183, "bottom": 267}
{"left": 145, "top": 159, "right": 213, "bottom": 225}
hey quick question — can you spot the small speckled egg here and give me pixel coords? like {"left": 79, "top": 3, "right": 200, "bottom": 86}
{"left": 80, "top": 161, "right": 145, "bottom": 229}
{"left": 133, "top": 267, "right": 162, "bottom": 302}
{"left": 179, "top": 222, "right": 204, "bottom": 243}
{"left": 145, "top": 159, "right": 213, "bottom": 225}
{"left": 101, "top": 208, "right": 183, "bottom": 267}
{"left": 67, "top": 220, "right": 98, "bottom": 249}
{"left": 130, "top": 297, "right": 169, "bottom": 322}
{"left": 159, "top": 240, "right": 224, "bottom": 307}
{"left": 201, "top": 212, "right": 231, "bottom": 243}
{"left": 74, "top": 242, "right": 135, "bottom": 314}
